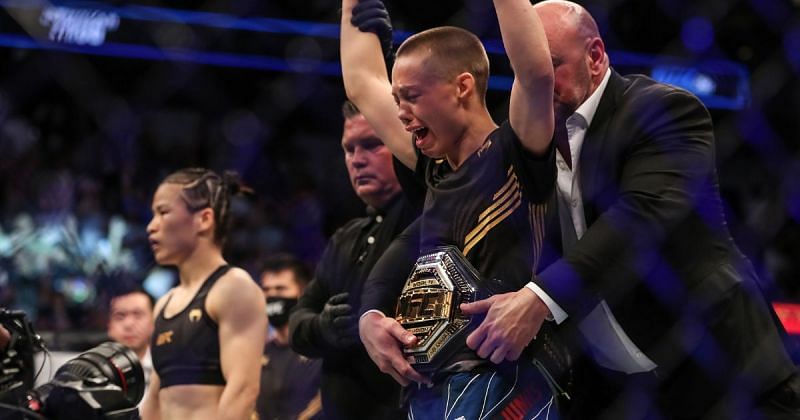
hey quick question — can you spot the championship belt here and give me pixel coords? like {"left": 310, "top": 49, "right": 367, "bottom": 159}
{"left": 394, "top": 246, "right": 485, "bottom": 373}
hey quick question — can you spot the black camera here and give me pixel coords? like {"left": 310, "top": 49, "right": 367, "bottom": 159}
{"left": 0, "top": 309, "right": 43, "bottom": 409}
{"left": 0, "top": 309, "right": 144, "bottom": 420}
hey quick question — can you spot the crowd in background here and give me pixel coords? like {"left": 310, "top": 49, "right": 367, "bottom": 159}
{"left": 0, "top": 84, "right": 342, "bottom": 338}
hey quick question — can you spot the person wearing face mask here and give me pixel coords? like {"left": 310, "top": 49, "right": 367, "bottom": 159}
{"left": 257, "top": 253, "right": 322, "bottom": 420}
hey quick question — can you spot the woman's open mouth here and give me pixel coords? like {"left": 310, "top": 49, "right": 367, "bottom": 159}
{"left": 413, "top": 127, "right": 430, "bottom": 147}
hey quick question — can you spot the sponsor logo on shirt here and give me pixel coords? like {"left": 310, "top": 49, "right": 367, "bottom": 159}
{"left": 156, "top": 330, "right": 174, "bottom": 346}
{"left": 189, "top": 308, "right": 202, "bottom": 322}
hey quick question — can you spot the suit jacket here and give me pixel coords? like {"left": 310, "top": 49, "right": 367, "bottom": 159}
{"left": 536, "top": 70, "right": 796, "bottom": 418}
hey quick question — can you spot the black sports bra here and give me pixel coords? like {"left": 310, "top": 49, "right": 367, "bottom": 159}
{"left": 151, "top": 265, "right": 230, "bottom": 388}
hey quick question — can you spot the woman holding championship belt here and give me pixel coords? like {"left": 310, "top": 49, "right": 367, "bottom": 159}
{"left": 342, "top": 0, "right": 567, "bottom": 417}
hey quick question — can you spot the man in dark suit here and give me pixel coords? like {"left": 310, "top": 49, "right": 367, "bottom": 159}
{"left": 478, "top": 1, "right": 799, "bottom": 418}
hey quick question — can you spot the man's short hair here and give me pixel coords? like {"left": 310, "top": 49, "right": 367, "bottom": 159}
{"left": 260, "top": 253, "right": 313, "bottom": 288}
{"left": 110, "top": 287, "right": 155, "bottom": 311}
{"left": 395, "top": 26, "right": 490, "bottom": 102}
{"left": 342, "top": 100, "right": 361, "bottom": 119}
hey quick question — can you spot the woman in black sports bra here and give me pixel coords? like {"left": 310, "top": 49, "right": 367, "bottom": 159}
{"left": 140, "top": 168, "right": 266, "bottom": 420}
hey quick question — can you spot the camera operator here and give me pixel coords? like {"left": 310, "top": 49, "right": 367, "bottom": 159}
{"left": 0, "top": 307, "right": 145, "bottom": 420}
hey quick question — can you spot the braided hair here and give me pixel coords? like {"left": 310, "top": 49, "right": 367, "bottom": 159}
{"left": 161, "top": 168, "right": 250, "bottom": 247}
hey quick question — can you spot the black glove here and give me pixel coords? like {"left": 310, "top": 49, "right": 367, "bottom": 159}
{"left": 351, "top": 0, "right": 393, "bottom": 59}
{"left": 316, "top": 292, "right": 358, "bottom": 349}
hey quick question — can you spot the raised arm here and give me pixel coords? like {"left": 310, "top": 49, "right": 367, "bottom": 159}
{"left": 208, "top": 269, "right": 267, "bottom": 420}
{"left": 496, "top": 0, "right": 554, "bottom": 155}
{"left": 341, "top": 0, "right": 416, "bottom": 168}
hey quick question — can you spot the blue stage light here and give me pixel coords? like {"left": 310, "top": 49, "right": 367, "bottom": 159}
{"left": 0, "top": 0, "right": 751, "bottom": 110}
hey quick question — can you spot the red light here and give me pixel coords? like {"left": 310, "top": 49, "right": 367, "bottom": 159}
{"left": 27, "top": 398, "right": 42, "bottom": 412}
{"left": 773, "top": 302, "right": 800, "bottom": 335}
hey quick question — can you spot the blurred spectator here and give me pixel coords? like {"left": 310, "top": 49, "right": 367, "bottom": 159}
{"left": 107, "top": 287, "right": 155, "bottom": 406}
{"left": 257, "top": 253, "right": 321, "bottom": 420}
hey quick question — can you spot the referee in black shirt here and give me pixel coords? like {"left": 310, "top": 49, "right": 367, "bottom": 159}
{"left": 288, "top": 101, "right": 420, "bottom": 419}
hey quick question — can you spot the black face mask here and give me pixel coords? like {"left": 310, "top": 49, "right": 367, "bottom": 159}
{"left": 266, "top": 296, "right": 298, "bottom": 328}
